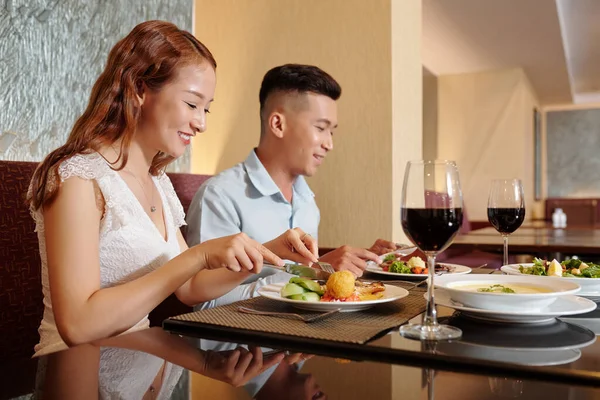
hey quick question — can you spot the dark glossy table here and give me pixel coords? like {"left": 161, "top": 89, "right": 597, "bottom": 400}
{"left": 5, "top": 325, "right": 600, "bottom": 400}
{"left": 4, "top": 269, "right": 600, "bottom": 400}
{"left": 451, "top": 227, "right": 600, "bottom": 255}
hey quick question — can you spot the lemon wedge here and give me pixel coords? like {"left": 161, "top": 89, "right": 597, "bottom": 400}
{"left": 548, "top": 259, "right": 563, "bottom": 277}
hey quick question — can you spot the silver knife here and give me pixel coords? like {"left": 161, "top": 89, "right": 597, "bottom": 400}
{"left": 264, "top": 263, "right": 332, "bottom": 280}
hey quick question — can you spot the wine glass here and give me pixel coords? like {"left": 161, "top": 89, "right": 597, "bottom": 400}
{"left": 400, "top": 160, "right": 464, "bottom": 341}
{"left": 487, "top": 179, "right": 525, "bottom": 266}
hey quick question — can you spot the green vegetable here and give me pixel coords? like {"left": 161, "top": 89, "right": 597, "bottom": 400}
{"left": 519, "top": 258, "right": 548, "bottom": 275}
{"left": 562, "top": 259, "right": 582, "bottom": 269}
{"left": 532, "top": 257, "right": 546, "bottom": 267}
{"left": 281, "top": 283, "right": 306, "bottom": 298}
{"left": 477, "top": 284, "right": 515, "bottom": 294}
{"left": 519, "top": 265, "right": 546, "bottom": 276}
{"left": 383, "top": 254, "right": 396, "bottom": 262}
{"left": 389, "top": 261, "right": 411, "bottom": 274}
{"left": 581, "top": 265, "right": 600, "bottom": 278}
{"left": 289, "top": 292, "right": 321, "bottom": 302}
{"left": 283, "top": 277, "right": 324, "bottom": 301}
{"left": 519, "top": 257, "right": 600, "bottom": 279}
{"left": 289, "top": 277, "right": 324, "bottom": 295}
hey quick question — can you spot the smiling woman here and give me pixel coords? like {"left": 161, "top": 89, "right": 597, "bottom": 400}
{"left": 23, "top": 21, "right": 289, "bottom": 381}
{"left": 134, "top": 63, "right": 215, "bottom": 154}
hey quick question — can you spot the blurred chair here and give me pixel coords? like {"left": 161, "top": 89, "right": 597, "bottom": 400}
{"left": 0, "top": 160, "right": 42, "bottom": 399}
{"left": 0, "top": 161, "right": 42, "bottom": 361}
{"left": 0, "top": 159, "right": 210, "bottom": 397}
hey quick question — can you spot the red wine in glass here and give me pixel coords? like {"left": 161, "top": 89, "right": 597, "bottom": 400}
{"left": 487, "top": 207, "right": 525, "bottom": 234}
{"left": 402, "top": 208, "right": 463, "bottom": 252}
{"left": 399, "top": 160, "right": 464, "bottom": 341}
{"left": 487, "top": 179, "right": 525, "bottom": 265}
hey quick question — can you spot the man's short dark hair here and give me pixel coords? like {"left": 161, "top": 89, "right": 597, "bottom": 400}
{"left": 259, "top": 64, "right": 342, "bottom": 111}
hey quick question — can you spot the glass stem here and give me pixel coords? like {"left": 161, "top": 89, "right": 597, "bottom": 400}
{"left": 422, "top": 254, "right": 438, "bottom": 327}
{"left": 502, "top": 235, "right": 509, "bottom": 266}
{"left": 428, "top": 369, "right": 435, "bottom": 400}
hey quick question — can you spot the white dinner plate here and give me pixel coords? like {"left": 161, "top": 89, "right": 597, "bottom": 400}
{"left": 501, "top": 263, "right": 600, "bottom": 298}
{"left": 433, "top": 289, "right": 597, "bottom": 324}
{"left": 258, "top": 282, "right": 409, "bottom": 312}
{"left": 366, "top": 262, "right": 471, "bottom": 279}
{"left": 435, "top": 274, "right": 581, "bottom": 312}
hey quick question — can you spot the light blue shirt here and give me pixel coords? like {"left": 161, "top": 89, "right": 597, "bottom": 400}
{"left": 185, "top": 149, "right": 320, "bottom": 304}
{"left": 186, "top": 150, "right": 314, "bottom": 394}
{"left": 186, "top": 149, "right": 320, "bottom": 246}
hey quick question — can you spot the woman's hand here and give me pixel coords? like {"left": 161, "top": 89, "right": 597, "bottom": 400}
{"left": 202, "top": 346, "right": 285, "bottom": 387}
{"left": 264, "top": 228, "right": 319, "bottom": 265}
{"left": 198, "top": 233, "right": 284, "bottom": 273}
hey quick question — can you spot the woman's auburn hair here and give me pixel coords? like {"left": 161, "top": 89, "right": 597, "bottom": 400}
{"left": 28, "top": 20, "right": 216, "bottom": 211}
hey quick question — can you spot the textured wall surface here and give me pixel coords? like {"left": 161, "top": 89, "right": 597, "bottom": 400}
{"left": 547, "top": 108, "right": 600, "bottom": 197}
{"left": 0, "top": 0, "right": 193, "bottom": 172}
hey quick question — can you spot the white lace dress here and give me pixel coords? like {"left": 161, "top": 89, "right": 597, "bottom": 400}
{"left": 31, "top": 152, "right": 186, "bottom": 399}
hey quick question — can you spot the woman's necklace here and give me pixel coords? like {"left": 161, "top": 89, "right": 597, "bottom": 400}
{"left": 112, "top": 146, "right": 157, "bottom": 212}
{"left": 126, "top": 169, "right": 157, "bottom": 213}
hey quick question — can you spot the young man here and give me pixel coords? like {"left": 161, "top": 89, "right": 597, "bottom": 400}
{"left": 186, "top": 64, "right": 398, "bottom": 309}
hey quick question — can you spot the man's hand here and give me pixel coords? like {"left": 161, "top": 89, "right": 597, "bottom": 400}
{"left": 367, "top": 239, "right": 399, "bottom": 256}
{"left": 318, "top": 245, "right": 379, "bottom": 277}
{"left": 399, "top": 248, "right": 427, "bottom": 262}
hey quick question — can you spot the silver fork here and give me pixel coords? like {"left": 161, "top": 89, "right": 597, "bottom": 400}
{"left": 237, "top": 306, "right": 341, "bottom": 323}
{"left": 316, "top": 261, "right": 335, "bottom": 274}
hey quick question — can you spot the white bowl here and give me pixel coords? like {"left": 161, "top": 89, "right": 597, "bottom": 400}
{"left": 434, "top": 275, "right": 581, "bottom": 312}
{"left": 502, "top": 263, "right": 600, "bottom": 297}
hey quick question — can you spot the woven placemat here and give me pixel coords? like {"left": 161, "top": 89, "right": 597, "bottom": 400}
{"left": 169, "top": 285, "right": 426, "bottom": 344}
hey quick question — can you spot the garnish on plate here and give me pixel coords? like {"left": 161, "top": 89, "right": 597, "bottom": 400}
{"left": 380, "top": 253, "right": 453, "bottom": 275}
{"left": 477, "top": 284, "right": 516, "bottom": 294}
{"left": 280, "top": 271, "right": 386, "bottom": 302}
{"left": 519, "top": 257, "right": 600, "bottom": 278}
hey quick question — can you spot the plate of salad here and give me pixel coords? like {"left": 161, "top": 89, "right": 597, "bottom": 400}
{"left": 501, "top": 258, "right": 600, "bottom": 298}
{"left": 366, "top": 253, "right": 471, "bottom": 278}
{"left": 258, "top": 273, "right": 409, "bottom": 312}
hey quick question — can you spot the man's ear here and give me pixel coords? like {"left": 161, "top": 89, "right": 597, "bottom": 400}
{"left": 135, "top": 80, "right": 146, "bottom": 107}
{"left": 268, "top": 111, "right": 286, "bottom": 139}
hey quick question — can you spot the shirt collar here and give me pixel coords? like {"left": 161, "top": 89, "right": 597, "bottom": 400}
{"left": 243, "top": 149, "right": 315, "bottom": 199}
{"left": 293, "top": 175, "right": 315, "bottom": 200}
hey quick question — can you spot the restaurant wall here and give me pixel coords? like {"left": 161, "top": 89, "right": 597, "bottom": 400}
{"left": 0, "top": 0, "right": 193, "bottom": 172}
{"left": 192, "top": 0, "right": 422, "bottom": 248}
{"left": 436, "top": 68, "right": 540, "bottom": 221}
{"left": 543, "top": 104, "right": 600, "bottom": 198}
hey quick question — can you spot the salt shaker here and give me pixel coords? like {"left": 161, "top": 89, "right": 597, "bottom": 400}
{"left": 560, "top": 209, "right": 567, "bottom": 228}
{"left": 552, "top": 208, "right": 563, "bottom": 229}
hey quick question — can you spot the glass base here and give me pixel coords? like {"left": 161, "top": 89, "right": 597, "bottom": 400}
{"left": 399, "top": 323, "right": 462, "bottom": 341}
